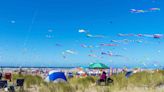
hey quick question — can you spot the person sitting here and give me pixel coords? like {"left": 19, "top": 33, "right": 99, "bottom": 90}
{"left": 100, "top": 71, "right": 107, "bottom": 82}
{"left": 0, "top": 73, "right": 2, "bottom": 80}
{"left": 97, "top": 71, "right": 113, "bottom": 85}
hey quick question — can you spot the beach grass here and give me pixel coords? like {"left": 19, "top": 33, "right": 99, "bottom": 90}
{"left": 10, "top": 70, "right": 164, "bottom": 92}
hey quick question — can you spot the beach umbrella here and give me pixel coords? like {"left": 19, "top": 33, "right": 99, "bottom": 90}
{"left": 89, "top": 63, "right": 109, "bottom": 69}
{"left": 45, "top": 70, "right": 67, "bottom": 83}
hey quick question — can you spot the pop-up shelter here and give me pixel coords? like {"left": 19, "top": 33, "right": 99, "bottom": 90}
{"left": 45, "top": 70, "right": 67, "bottom": 83}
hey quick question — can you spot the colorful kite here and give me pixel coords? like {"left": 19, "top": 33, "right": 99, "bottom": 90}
{"left": 130, "top": 9, "right": 146, "bottom": 13}
{"left": 130, "top": 8, "right": 160, "bottom": 13}
{"left": 78, "top": 29, "right": 105, "bottom": 38}
{"left": 101, "top": 52, "right": 124, "bottom": 57}
{"left": 153, "top": 34, "right": 163, "bottom": 39}
{"left": 149, "top": 8, "right": 160, "bottom": 11}
{"left": 118, "top": 33, "right": 163, "bottom": 39}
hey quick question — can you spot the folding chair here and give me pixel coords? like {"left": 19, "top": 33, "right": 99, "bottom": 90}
{"left": 8, "top": 86, "right": 15, "bottom": 92}
{"left": 0, "top": 80, "right": 8, "bottom": 92}
{"left": 16, "top": 79, "right": 24, "bottom": 87}
{"left": 16, "top": 79, "right": 24, "bottom": 91}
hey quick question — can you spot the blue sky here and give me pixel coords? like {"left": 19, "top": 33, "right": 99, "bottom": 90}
{"left": 0, "top": 0, "right": 164, "bottom": 67}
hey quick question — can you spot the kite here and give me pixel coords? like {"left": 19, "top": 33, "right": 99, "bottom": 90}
{"left": 111, "top": 39, "right": 143, "bottom": 44}
{"left": 46, "top": 29, "right": 55, "bottom": 39}
{"left": 81, "top": 44, "right": 88, "bottom": 48}
{"left": 111, "top": 40, "right": 119, "bottom": 43}
{"left": 100, "top": 43, "right": 118, "bottom": 46}
{"left": 136, "top": 40, "right": 143, "bottom": 43}
{"left": 117, "top": 33, "right": 163, "bottom": 39}
{"left": 81, "top": 44, "right": 94, "bottom": 48}
{"left": 62, "top": 52, "right": 66, "bottom": 59}
{"left": 149, "top": 8, "right": 160, "bottom": 11}
{"left": 88, "top": 54, "right": 97, "bottom": 58}
{"left": 101, "top": 52, "right": 124, "bottom": 57}
{"left": 46, "top": 34, "right": 53, "bottom": 39}
{"left": 79, "top": 29, "right": 87, "bottom": 33}
{"left": 86, "top": 34, "right": 105, "bottom": 38}
{"left": 130, "top": 8, "right": 160, "bottom": 13}
{"left": 142, "top": 34, "right": 153, "bottom": 38}
{"left": 130, "top": 9, "right": 146, "bottom": 13}
{"left": 101, "top": 52, "right": 108, "bottom": 55}
{"left": 142, "top": 34, "right": 163, "bottom": 39}
{"left": 65, "top": 50, "right": 77, "bottom": 54}
{"left": 137, "top": 34, "right": 143, "bottom": 37}
{"left": 153, "top": 34, "right": 163, "bottom": 39}
{"left": 78, "top": 29, "right": 105, "bottom": 38}
{"left": 118, "top": 33, "right": 134, "bottom": 36}
{"left": 55, "top": 44, "right": 62, "bottom": 47}
{"left": 88, "top": 54, "right": 103, "bottom": 59}
{"left": 88, "top": 45, "right": 94, "bottom": 48}
{"left": 86, "top": 34, "right": 93, "bottom": 37}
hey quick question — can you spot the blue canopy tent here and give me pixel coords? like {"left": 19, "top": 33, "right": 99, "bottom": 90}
{"left": 45, "top": 70, "right": 67, "bottom": 83}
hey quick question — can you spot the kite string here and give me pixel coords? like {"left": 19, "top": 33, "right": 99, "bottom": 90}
{"left": 23, "top": 10, "right": 38, "bottom": 47}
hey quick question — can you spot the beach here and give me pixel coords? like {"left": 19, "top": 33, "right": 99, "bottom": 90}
{"left": 0, "top": 0, "right": 164, "bottom": 92}
{"left": 0, "top": 67, "right": 164, "bottom": 92}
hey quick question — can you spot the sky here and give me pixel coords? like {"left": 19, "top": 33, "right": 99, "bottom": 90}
{"left": 0, "top": 0, "right": 164, "bottom": 68}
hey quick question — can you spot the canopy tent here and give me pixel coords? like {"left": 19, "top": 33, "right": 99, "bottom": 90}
{"left": 89, "top": 63, "right": 109, "bottom": 69}
{"left": 45, "top": 70, "right": 67, "bottom": 83}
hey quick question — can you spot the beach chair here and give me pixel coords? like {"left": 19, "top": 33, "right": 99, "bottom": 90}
{"left": 97, "top": 77, "right": 113, "bottom": 86}
{"left": 5, "top": 73, "right": 12, "bottom": 81}
{"left": 16, "top": 79, "right": 24, "bottom": 87}
{"left": 8, "top": 86, "right": 15, "bottom": 92}
{"left": 0, "top": 80, "right": 8, "bottom": 92}
{"left": 96, "top": 78, "right": 106, "bottom": 86}
{"left": 0, "top": 80, "right": 8, "bottom": 88}
{"left": 16, "top": 79, "right": 24, "bottom": 91}
{"left": 107, "top": 77, "right": 113, "bottom": 84}
{"left": 0, "top": 80, "right": 16, "bottom": 92}
{"left": 68, "top": 73, "right": 74, "bottom": 78}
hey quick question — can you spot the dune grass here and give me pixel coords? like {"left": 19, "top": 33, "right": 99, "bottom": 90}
{"left": 11, "top": 70, "right": 164, "bottom": 92}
